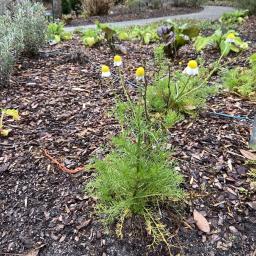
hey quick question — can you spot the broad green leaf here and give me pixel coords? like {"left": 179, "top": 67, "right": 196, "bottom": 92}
{"left": 83, "top": 36, "right": 96, "bottom": 47}
{"left": 220, "top": 41, "right": 231, "bottom": 56}
{"left": 54, "top": 35, "right": 61, "bottom": 43}
{"left": 194, "top": 36, "right": 211, "bottom": 52}
{"left": 4, "top": 109, "right": 20, "bottom": 120}
{"left": 118, "top": 32, "right": 129, "bottom": 41}
{"left": 60, "top": 32, "right": 72, "bottom": 41}
{"left": 0, "top": 129, "right": 11, "bottom": 137}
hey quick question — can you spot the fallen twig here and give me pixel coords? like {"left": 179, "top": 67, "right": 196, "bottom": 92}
{"left": 43, "top": 149, "right": 84, "bottom": 174}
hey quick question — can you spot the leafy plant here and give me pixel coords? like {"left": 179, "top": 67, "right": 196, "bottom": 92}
{"left": 82, "top": 22, "right": 117, "bottom": 48}
{"left": 47, "top": 22, "right": 72, "bottom": 43}
{"left": 219, "top": 10, "right": 249, "bottom": 25}
{"left": 157, "top": 21, "right": 200, "bottom": 58}
{"left": 13, "top": 0, "right": 47, "bottom": 55}
{"left": 117, "top": 31, "right": 130, "bottom": 41}
{"left": 194, "top": 29, "right": 248, "bottom": 56}
{"left": 130, "top": 26, "right": 159, "bottom": 45}
{"left": 222, "top": 54, "right": 256, "bottom": 99}
{"left": 82, "top": 28, "right": 101, "bottom": 47}
{"left": 0, "top": 109, "right": 20, "bottom": 137}
{"left": 96, "top": 21, "right": 117, "bottom": 47}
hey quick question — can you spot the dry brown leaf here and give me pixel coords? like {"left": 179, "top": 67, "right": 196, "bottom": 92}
{"left": 240, "top": 149, "right": 256, "bottom": 161}
{"left": 25, "top": 248, "right": 40, "bottom": 256}
{"left": 193, "top": 210, "right": 210, "bottom": 233}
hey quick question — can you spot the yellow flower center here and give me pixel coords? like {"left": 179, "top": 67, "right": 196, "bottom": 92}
{"left": 188, "top": 60, "right": 198, "bottom": 69}
{"left": 114, "top": 55, "right": 122, "bottom": 63}
{"left": 136, "top": 67, "right": 145, "bottom": 77}
{"left": 102, "top": 65, "right": 110, "bottom": 73}
{"left": 227, "top": 33, "right": 235, "bottom": 40}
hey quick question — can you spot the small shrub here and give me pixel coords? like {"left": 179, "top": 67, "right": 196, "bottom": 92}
{"left": 86, "top": 103, "right": 184, "bottom": 222}
{"left": 85, "top": 64, "right": 184, "bottom": 250}
{"left": 81, "top": 0, "right": 113, "bottom": 16}
{"left": 13, "top": 0, "right": 47, "bottom": 55}
{"left": 0, "top": 37, "right": 16, "bottom": 86}
{"left": 234, "top": 0, "right": 256, "bottom": 14}
{"left": 0, "top": 14, "right": 23, "bottom": 86}
{"left": 222, "top": 54, "right": 256, "bottom": 99}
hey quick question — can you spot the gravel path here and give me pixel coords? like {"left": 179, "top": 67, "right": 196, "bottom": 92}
{"left": 64, "top": 5, "right": 235, "bottom": 32}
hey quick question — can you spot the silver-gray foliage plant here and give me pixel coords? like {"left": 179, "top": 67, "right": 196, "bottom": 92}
{"left": 0, "top": 1, "right": 46, "bottom": 86}
{"left": 0, "top": 13, "right": 23, "bottom": 86}
{"left": 13, "top": 0, "right": 47, "bottom": 55}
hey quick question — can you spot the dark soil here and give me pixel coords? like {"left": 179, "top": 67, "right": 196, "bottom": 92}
{"left": 66, "top": 6, "right": 201, "bottom": 27}
{"left": 0, "top": 17, "right": 256, "bottom": 256}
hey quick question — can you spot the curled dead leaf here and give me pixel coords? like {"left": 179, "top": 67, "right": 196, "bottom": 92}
{"left": 240, "top": 149, "right": 256, "bottom": 161}
{"left": 193, "top": 209, "right": 210, "bottom": 233}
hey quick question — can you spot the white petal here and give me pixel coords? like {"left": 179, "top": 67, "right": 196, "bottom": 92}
{"left": 136, "top": 76, "right": 145, "bottom": 81}
{"left": 183, "top": 67, "right": 198, "bottom": 76}
{"left": 226, "top": 38, "right": 235, "bottom": 43}
{"left": 114, "top": 61, "right": 122, "bottom": 67}
{"left": 102, "top": 72, "right": 111, "bottom": 78}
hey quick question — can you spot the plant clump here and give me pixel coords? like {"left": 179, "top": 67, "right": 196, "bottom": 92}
{"left": 85, "top": 61, "right": 184, "bottom": 252}
{"left": 0, "top": 0, "right": 46, "bottom": 86}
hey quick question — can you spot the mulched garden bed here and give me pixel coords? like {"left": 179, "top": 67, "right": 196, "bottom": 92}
{"left": 0, "top": 17, "right": 256, "bottom": 256}
{"left": 66, "top": 6, "right": 201, "bottom": 27}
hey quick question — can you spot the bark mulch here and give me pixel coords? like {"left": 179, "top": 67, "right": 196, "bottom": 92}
{"left": 0, "top": 18, "right": 256, "bottom": 256}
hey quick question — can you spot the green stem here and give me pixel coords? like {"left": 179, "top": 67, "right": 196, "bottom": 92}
{"left": 118, "top": 67, "right": 132, "bottom": 104}
{"left": 166, "top": 64, "right": 172, "bottom": 109}
{"left": 175, "top": 76, "right": 191, "bottom": 101}
{"left": 143, "top": 77, "right": 150, "bottom": 123}
{"left": 179, "top": 51, "right": 227, "bottom": 101}
{"left": 0, "top": 110, "right": 5, "bottom": 129}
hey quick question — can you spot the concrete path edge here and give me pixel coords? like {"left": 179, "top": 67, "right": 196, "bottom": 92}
{"left": 64, "top": 5, "right": 235, "bottom": 32}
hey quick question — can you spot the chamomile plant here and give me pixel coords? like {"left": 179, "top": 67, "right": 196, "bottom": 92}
{"left": 85, "top": 59, "right": 184, "bottom": 254}
{"left": 147, "top": 60, "right": 218, "bottom": 128}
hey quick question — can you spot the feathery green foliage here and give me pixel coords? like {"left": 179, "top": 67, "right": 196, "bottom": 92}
{"left": 222, "top": 54, "right": 256, "bottom": 99}
{"left": 86, "top": 100, "right": 184, "bottom": 223}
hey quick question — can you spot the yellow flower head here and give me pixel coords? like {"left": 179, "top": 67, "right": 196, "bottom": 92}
{"left": 114, "top": 55, "right": 122, "bottom": 63}
{"left": 227, "top": 33, "right": 235, "bottom": 40}
{"left": 187, "top": 60, "right": 198, "bottom": 69}
{"left": 102, "top": 65, "right": 110, "bottom": 73}
{"left": 114, "top": 55, "right": 122, "bottom": 67}
{"left": 136, "top": 67, "right": 145, "bottom": 80}
{"left": 226, "top": 33, "right": 236, "bottom": 43}
{"left": 101, "top": 65, "right": 111, "bottom": 78}
{"left": 183, "top": 60, "right": 199, "bottom": 76}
